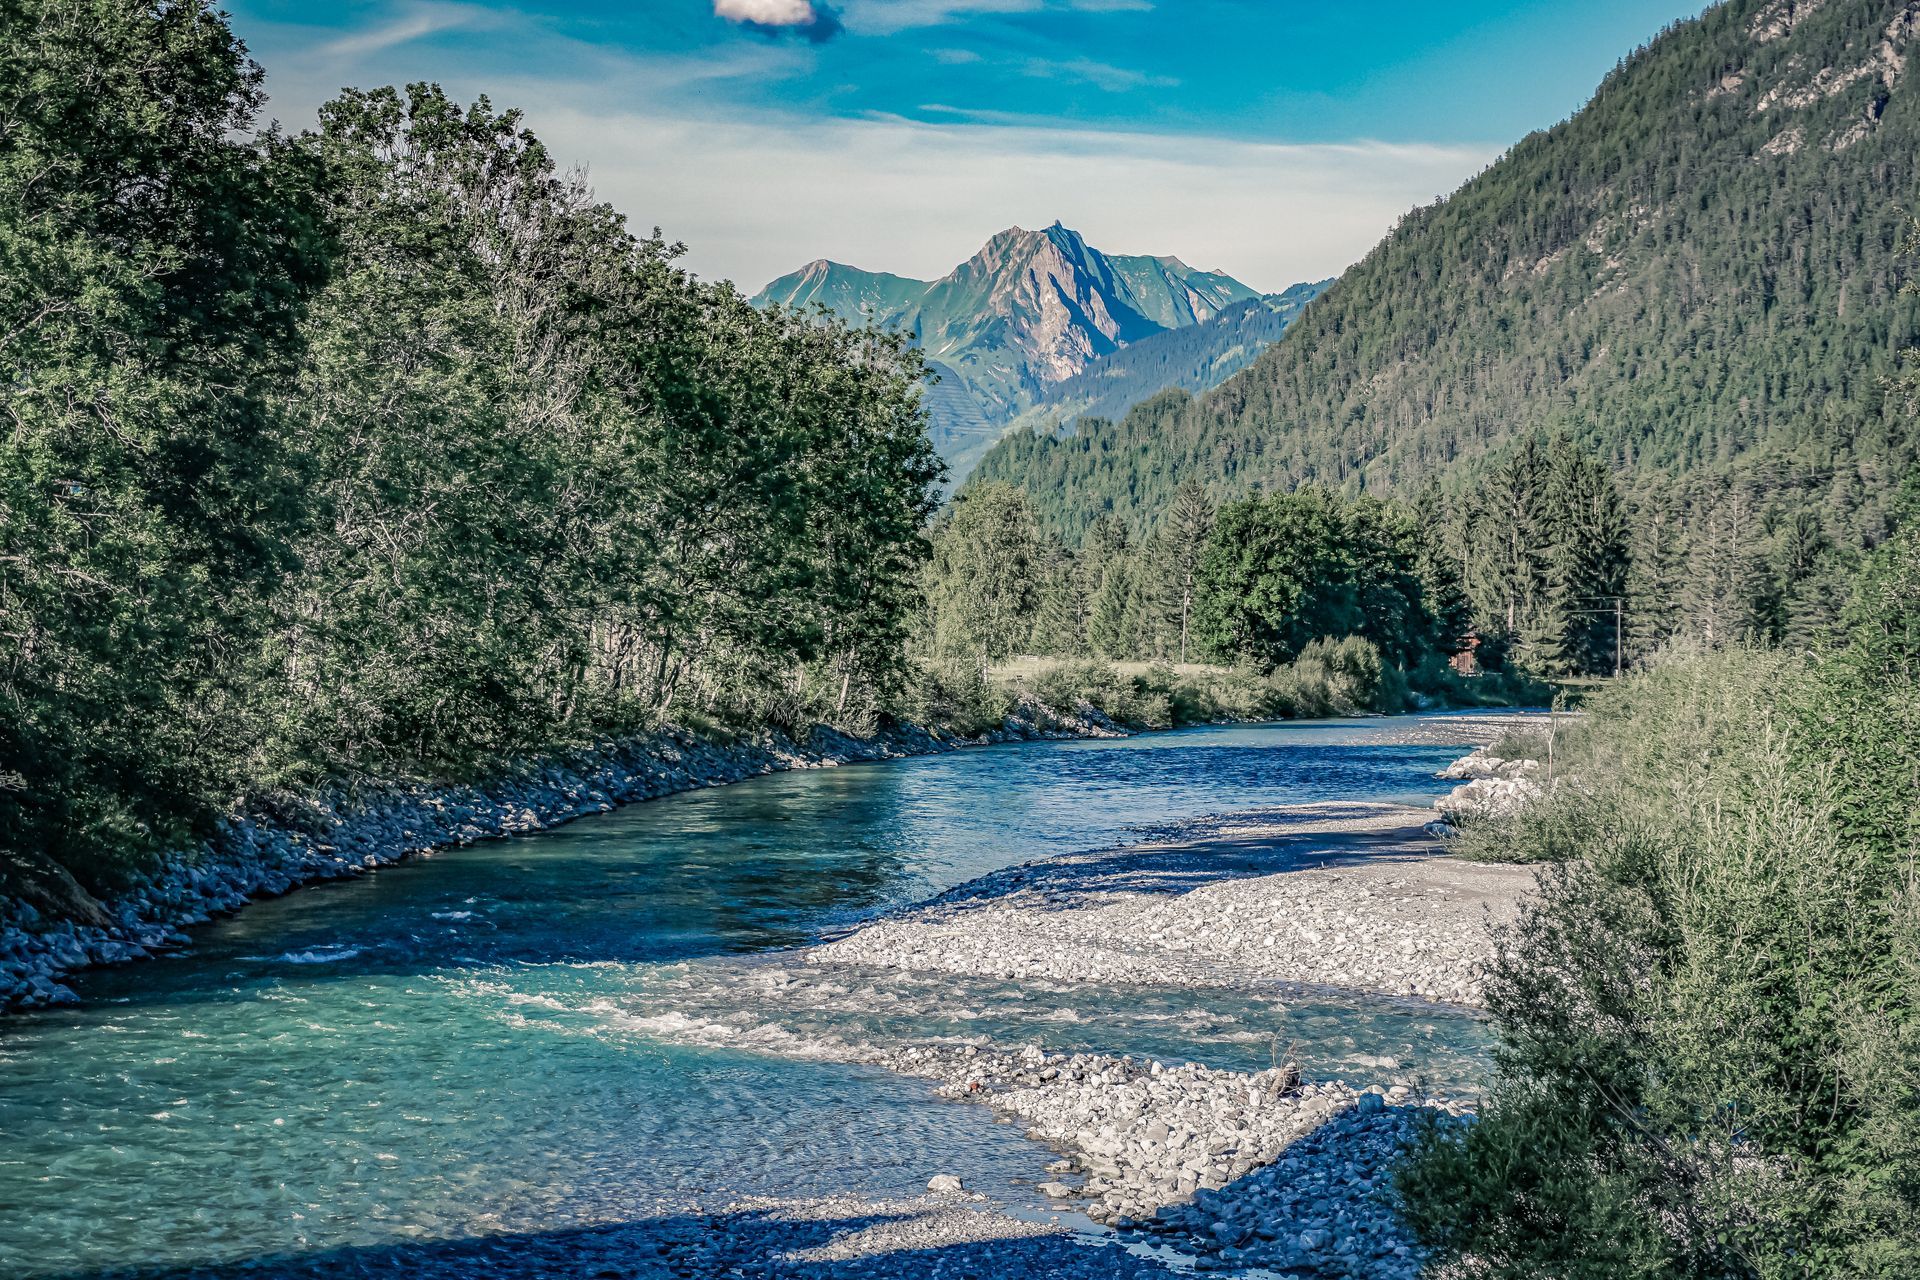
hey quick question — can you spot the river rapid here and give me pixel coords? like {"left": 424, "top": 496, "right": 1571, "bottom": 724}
{"left": 1, "top": 715, "right": 1507, "bottom": 1278}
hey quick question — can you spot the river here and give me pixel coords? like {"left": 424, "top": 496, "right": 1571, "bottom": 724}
{"left": 0, "top": 715, "right": 1503, "bottom": 1278}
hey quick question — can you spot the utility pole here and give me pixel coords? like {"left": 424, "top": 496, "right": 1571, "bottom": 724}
{"left": 1614, "top": 596, "right": 1624, "bottom": 678}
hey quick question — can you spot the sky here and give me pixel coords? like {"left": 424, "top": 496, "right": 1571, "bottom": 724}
{"left": 228, "top": 0, "right": 1709, "bottom": 294}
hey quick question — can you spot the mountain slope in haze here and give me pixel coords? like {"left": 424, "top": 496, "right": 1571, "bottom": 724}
{"left": 1013, "top": 282, "right": 1331, "bottom": 427}
{"left": 972, "top": 0, "right": 1920, "bottom": 542}
{"left": 754, "top": 222, "right": 1266, "bottom": 475}
{"left": 942, "top": 281, "right": 1332, "bottom": 483}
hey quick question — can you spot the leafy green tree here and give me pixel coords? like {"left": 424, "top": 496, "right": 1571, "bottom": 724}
{"left": 1193, "top": 490, "right": 1353, "bottom": 670}
{"left": 926, "top": 484, "right": 1042, "bottom": 667}
{"left": 0, "top": 0, "right": 327, "bottom": 889}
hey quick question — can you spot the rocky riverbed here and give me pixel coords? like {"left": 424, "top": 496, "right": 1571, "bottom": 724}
{"left": 811, "top": 803, "right": 1534, "bottom": 1007}
{"left": 780, "top": 758, "right": 1541, "bottom": 1277}
{"left": 1, "top": 704, "right": 1124, "bottom": 1014}
{"left": 1435, "top": 745, "right": 1547, "bottom": 820}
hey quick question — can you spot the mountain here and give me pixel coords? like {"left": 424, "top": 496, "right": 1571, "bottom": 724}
{"left": 968, "top": 281, "right": 1332, "bottom": 478}
{"left": 972, "top": 0, "right": 1920, "bottom": 542}
{"left": 753, "top": 222, "right": 1272, "bottom": 478}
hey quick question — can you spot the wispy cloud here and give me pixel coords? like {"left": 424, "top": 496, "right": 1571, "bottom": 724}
{"left": 714, "top": 0, "right": 844, "bottom": 42}
{"left": 841, "top": 0, "right": 1149, "bottom": 37}
{"left": 313, "top": 1, "right": 489, "bottom": 59}
{"left": 527, "top": 107, "right": 1496, "bottom": 293}
{"left": 1025, "top": 56, "right": 1177, "bottom": 92}
{"left": 242, "top": 0, "right": 1494, "bottom": 295}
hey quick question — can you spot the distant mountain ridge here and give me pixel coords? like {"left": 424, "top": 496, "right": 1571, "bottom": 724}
{"left": 971, "top": 0, "right": 1920, "bottom": 543}
{"left": 755, "top": 223, "right": 1316, "bottom": 480}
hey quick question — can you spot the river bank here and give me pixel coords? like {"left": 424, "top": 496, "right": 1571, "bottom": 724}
{"left": 1, "top": 704, "right": 1125, "bottom": 1014}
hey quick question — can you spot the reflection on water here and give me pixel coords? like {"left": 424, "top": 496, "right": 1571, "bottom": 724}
{"left": 0, "top": 715, "right": 1506, "bottom": 1277}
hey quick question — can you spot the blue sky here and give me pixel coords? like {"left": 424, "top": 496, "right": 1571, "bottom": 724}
{"left": 230, "top": 0, "right": 1707, "bottom": 292}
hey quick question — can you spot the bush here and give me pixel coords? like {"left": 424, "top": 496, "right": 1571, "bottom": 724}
{"left": 1267, "top": 636, "right": 1398, "bottom": 717}
{"left": 898, "top": 659, "right": 1013, "bottom": 737}
{"left": 1398, "top": 637, "right": 1920, "bottom": 1277}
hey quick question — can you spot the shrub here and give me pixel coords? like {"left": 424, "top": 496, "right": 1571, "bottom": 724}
{"left": 1398, "top": 639, "right": 1920, "bottom": 1276}
{"left": 1267, "top": 636, "right": 1392, "bottom": 717}
{"left": 898, "top": 659, "right": 1013, "bottom": 737}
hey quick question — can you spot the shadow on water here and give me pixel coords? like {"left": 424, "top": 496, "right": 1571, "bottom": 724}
{"left": 42, "top": 1206, "right": 1175, "bottom": 1279}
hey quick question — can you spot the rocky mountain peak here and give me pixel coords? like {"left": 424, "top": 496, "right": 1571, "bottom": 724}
{"left": 751, "top": 224, "right": 1269, "bottom": 477}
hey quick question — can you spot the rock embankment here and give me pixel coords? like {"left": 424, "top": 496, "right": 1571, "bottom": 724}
{"left": 1436, "top": 746, "right": 1544, "bottom": 821}
{"left": 2, "top": 703, "right": 1123, "bottom": 1014}
{"left": 812, "top": 804, "right": 1530, "bottom": 1007}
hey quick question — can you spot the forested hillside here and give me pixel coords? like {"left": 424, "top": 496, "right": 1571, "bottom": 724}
{"left": 975, "top": 0, "right": 1920, "bottom": 549}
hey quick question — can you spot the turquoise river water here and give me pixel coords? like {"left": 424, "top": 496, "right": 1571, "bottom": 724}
{"left": 0, "top": 716, "right": 1501, "bottom": 1278}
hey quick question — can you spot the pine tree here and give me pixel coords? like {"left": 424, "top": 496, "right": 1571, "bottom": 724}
{"left": 1029, "top": 537, "right": 1087, "bottom": 656}
{"left": 1543, "top": 437, "right": 1632, "bottom": 675}
{"left": 1087, "top": 552, "right": 1140, "bottom": 659}
{"left": 1411, "top": 488, "right": 1473, "bottom": 660}
{"left": 1160, "top": 479, "right": 1216, "bottom": 663}
{"left": 1480, "top": 437, "right": 1551, "bottom": 666}
{"left": 1627, "top": 489, "right": 1686, "bottom": 662}
{"left": 1680, "top": 487, "right": 1770, "bottom": 647}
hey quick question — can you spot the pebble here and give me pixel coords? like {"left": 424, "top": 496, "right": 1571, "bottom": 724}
{"left": 810, "top": 804, "right": 1533, "bottom": 1008}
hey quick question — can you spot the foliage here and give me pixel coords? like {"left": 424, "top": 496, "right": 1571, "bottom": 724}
{"left": 275, "top": 84, "right": 942, "bottom": 773}
{"left": 995, "top": 642, "right": 1409, "bottom": 730}
{"left": 0, "top": 0, "right": 328, "bottom": 887}
{"left": 1399, "top": 540, "right": 1920, "bottom": 1275}
{"left": 1190, "top": 488, "right": 1447, "bottom": 671}
{"left": 0, "top": 16, "right": 941, "bottom": 893}
{"left": 924, "top": 483, "right": 1043, "bottom": 666}
{"left": 1428, "top": 434, "right": 1634, "bottom": 676}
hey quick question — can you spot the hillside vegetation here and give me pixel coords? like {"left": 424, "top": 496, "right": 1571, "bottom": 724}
{"left": 974, "top": 0, "right": 1920, "bottom": 548}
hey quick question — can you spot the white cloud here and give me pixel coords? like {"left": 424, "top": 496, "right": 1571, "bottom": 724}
{"left": 713, "top": 0, "right": 839, "bottom": 36}
{"left": 714, "top": 0, "right": 816, "bottom": 24}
